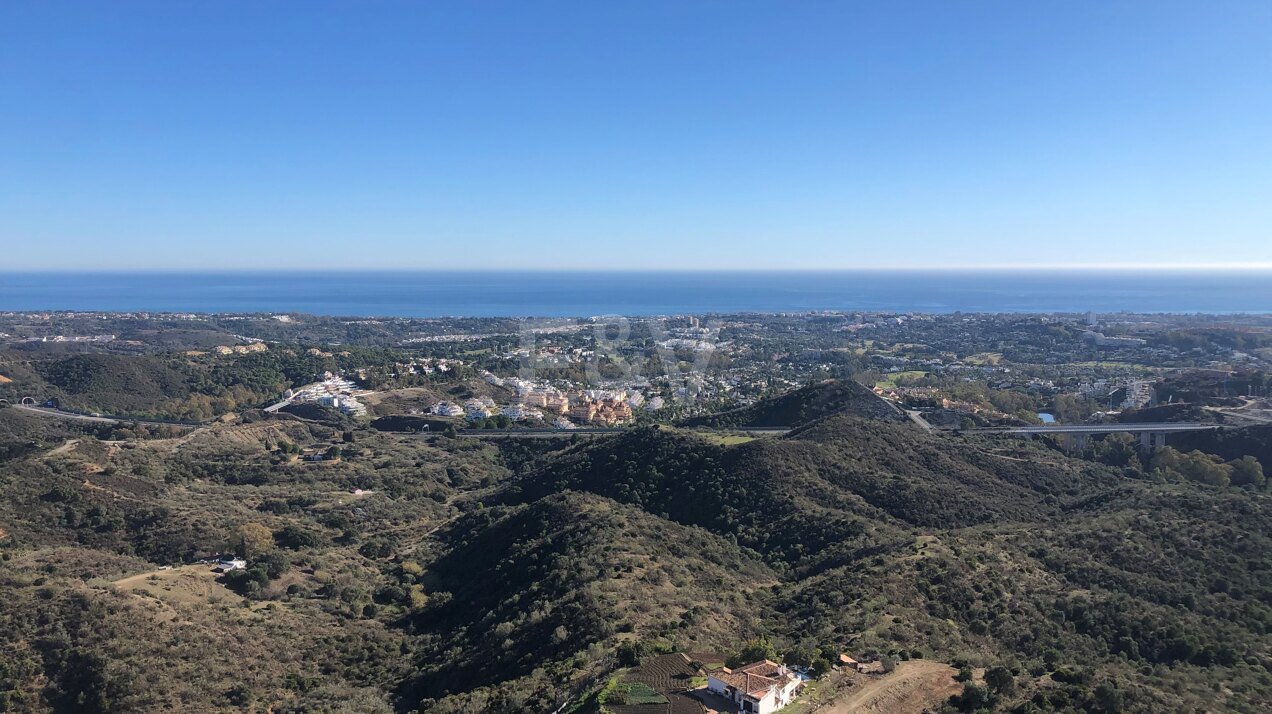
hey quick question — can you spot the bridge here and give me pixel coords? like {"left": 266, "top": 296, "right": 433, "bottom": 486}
{"left": 969, "top": 422, "right": 1219, "bottom": 452}
{"left": 439, "top": 426, "right": 792, "bottom": 439}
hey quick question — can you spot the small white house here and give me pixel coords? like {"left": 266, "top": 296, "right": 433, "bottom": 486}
{"left": 707, "top": 660, "right": 801, "bottom": 714}
{"left": 216, "top": 558, "right": 247, "bottom": 572}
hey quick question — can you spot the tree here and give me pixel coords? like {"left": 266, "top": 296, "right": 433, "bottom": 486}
{"left": 1093, "top": 682, "right": 1124, "bottom": 713}
{"left": 782, "top": 645, "right": 817, "bottom": 669}
{"left": 1090, "top": 432, "right": 1141, "bottom": 470}
{"left": 274, "top": 523, "right": 324, "bottom": 550}
{"left": 223, "top": 565, "right": 269, "bottom": 595}
{"left": 258, "top": 550, "right": 291, "bottom": 579}
{"left": 1228, "top": 455, "right": 1265, "bottom": 487}
{"left": 1149, "top": 447, "right": 1184, "bottom": 478}
{"left": 1151, "top": 447, "right": 1233, "bottom": 486}
{"left": 234, "top": 523, "right": 274, "bottom": 559}
{"left": 984, "top": 665, "right": 1016, "bottom": 695}
{"left": 727, "top": 638, "right": 777, "bottom": 667}
{"left": 1179, "top": 450, "right": 1232, "bottom": 486}
{"left": 952, "top": 682, "right": 995, "bottom": 712}
{"left": 1055, "top": 394, "right": 1098, "bottom": 423}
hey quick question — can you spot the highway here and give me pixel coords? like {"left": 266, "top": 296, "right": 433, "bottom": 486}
{"left": 9, "top": 404, "right": 204, "bottom": 429}
{"left": 9, "top": 400, "right": 1223, "bottom": 444}
{"left": 450, "top": 426, "right": 792, "bottom": 439}
{"left": 9, "top": 401, "right": 789, "bottom": 439}
{"left": 969, "top": 422, "right": 1219, "bottom": 435}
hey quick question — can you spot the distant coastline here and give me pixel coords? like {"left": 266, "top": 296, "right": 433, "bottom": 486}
{"left": 2, "top": 270, "right": 1270, "bottom": 317}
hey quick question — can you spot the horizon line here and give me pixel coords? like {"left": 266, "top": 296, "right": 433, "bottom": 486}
{"left": 5, "top": 263, "right": 1272, "bottom": 274}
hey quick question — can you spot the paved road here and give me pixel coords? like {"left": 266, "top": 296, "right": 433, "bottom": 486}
{"left": 971, "top": 422, "right": 1218, "bottom": 435}
{"left": 10, "top": 404, "right": 203, "bottom": 429}
{"left": 1203, "top": 403, "right": 1272, "bottom": 426}
{"left": 263, "top": 397, "right": 294, "bottom": 413}
{"left": 905, "top": 410, "right": 934, "bottom": 433}
{"left": 449, "top": 426, "right": 792, "bottom": 439}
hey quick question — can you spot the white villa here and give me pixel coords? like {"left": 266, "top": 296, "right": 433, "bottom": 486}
{"left": 501, "top": 404, "right": 544, "bottom": 421}
{"left": 431, "top": 401, "right": 465, "bottom": 417}
{"left": 707, "top": 660, "right": 801, "bottom": 714}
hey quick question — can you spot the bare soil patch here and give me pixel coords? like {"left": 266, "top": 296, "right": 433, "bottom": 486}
{"left": 822, "top": 661, "right": 959, "bottom": 714}
{"left": 113, "top": 564, "right": 243, "bottom": 608}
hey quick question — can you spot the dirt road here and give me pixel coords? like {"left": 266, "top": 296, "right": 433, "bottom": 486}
{"left": 822, "top": 661, "right": 959, "bottom": 714}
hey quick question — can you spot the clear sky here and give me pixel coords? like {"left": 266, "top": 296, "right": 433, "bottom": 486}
{"left": 2, "top": 1, "right": 1271, "bottom": 271}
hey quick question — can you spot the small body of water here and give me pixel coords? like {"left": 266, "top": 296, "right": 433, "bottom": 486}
{"left": 1037, "top": 412, "right": 1056, "bottom": 423}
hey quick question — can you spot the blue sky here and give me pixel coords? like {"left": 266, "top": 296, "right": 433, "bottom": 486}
{"left": 2, "top": 1, "right": 1271, "bottom": 270}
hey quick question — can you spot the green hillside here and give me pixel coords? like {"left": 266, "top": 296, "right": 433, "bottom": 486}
{"left": 1, "top": 383, "right": 1270, "bottom": 713}
{"left": 401, "top": 491, "right": 775, "bottom": 710}
{"left": 511, "top": 417, "right": 1118, "bottom": 569}
{"left": 679, "top": 379, "right": 906, "bottom": 428}
{"left": 501, "top": 414, "right": 1272, "bottom": 712}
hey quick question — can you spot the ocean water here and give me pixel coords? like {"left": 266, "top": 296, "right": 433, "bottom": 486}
{"left": 1, "top": 271, "right": 1270, "bottom": 317}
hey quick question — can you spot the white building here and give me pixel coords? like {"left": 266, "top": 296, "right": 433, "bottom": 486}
{"left": 706, "top": 660, "right": 801, "bottom": 714}
{"left": 431, "top": 401, "right": 465, "bottom": 417}
{"left": 1082, "top": 330, "right": 1146, "bottom": 348}
{"left": 216, "top": 558, "right": 248, "bottom": 572}
{"left": 1120, "top": 380, "right": 1155, "bottom": 410}
{"left": 501, "top": 404, "right": 544, "bottom": 421}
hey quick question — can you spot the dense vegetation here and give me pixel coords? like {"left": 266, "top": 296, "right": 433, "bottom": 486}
{"left": 678, "top": 379, "right": 906, "bottom": 428}
{"left": 1, "top": 347, "right": 471, "bottom": 422}
{"left": 1, "top": 377, "right": 1270, "bottom": 713}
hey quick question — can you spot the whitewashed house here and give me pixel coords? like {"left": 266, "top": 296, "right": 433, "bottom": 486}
{"left": 707, "top": 660, "right": 801, "bottom": 714}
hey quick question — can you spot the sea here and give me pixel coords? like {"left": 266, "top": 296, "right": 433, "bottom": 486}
{"left": 1, "top": 270, "right": 1270, "bottom": 318}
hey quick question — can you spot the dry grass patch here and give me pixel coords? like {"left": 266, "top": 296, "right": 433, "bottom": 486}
{"left": 823, "top": 660, "right": 959, "bottom": 714}
{"left": 113, "top": 564, "right": 244, "bottom": 608}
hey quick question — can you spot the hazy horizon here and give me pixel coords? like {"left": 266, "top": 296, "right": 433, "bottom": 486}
{"left": 6, "top": 266, "right": 1272, "bottom": 274}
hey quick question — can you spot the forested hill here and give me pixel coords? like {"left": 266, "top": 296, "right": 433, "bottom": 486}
{"left": 508, "top": 417, "right": 1122, "bottom": 571}
{"left": 491, "top": 410, "right": 1272, "bottom": 712}
{"left": 3, "top": 378, "right": 1272, "bottom": 712}
{"left": 678, "top": 379, "right": 906, "bottom": 428}
{"left": 397, "top": 491, "right": 776, "bottom": 709}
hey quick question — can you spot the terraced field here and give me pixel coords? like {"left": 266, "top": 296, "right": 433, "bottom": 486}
{"left": 609, "top": 654, "right": 706, "bottom": 714}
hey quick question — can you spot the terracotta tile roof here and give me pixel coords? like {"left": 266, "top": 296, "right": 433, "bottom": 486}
{"left": 709, "top": 660, "right": 797, "bottom": 699}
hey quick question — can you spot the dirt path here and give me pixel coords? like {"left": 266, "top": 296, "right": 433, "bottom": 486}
{"left": 822, "top": 661, "right": 959, "bottom": 714}
{"left": 46, "top": 438, "right": 80, "bottom": 456}
{"left": 113, "top": 564, "right": 244, "bottom": 610}
{"left": 80, "top": 477, "right": 152, "bottom": 503}
{"left": 1204, "top": 404, "right": 1272, "bottom": 425}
